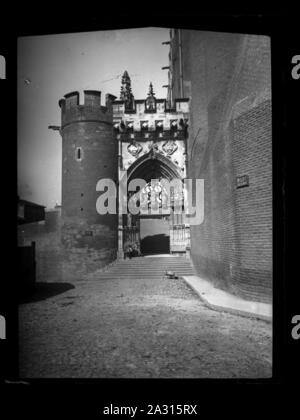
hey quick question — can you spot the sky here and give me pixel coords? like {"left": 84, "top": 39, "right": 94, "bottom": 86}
{"left": 18, "top": 27, "right": 170, "bottom": 209}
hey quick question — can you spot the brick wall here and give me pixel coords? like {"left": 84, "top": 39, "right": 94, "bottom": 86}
{"left": 18, "top": 213, "right": 117, "bottom": 284}
{"left": 173, "top": 31, "right": 272, "bottom": 303}
{"left": 232, "top": 100, "right": 272, "bottom": 301}
{"left": 18, "top": 218, "right": 63, "bottom": 283}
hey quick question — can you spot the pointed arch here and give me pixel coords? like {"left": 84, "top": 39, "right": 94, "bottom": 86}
{"left": 126, "top": 150, "right": 183, "bottom": 183}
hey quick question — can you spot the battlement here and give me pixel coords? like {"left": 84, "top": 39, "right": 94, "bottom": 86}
{"left": 59, "top": 90, "right": 116, "bottom": 128}
{"left": 113, "top": 97, "right": 189, "bottom": 116}
{"left": 113, "top": 118, "right": 189, "bottom": 134}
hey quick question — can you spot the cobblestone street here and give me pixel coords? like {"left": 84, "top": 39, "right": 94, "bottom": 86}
{"left": 19, "top": 274, "right": 272, "bottom": 378}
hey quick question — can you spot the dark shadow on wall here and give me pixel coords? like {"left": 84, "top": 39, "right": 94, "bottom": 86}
{"left": 141, "top": 233, "right": 170, "bottom": 255}
{"left": 18, "top": 282, "right": 75, "bottom": 304}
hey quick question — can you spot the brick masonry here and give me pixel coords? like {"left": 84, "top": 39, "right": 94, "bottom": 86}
{"left": 170, "top": 31, "right": 272, "bottom": 303}
{"left": 18, "top": 211, "right": 117, "bottom": 283}
{"left": 18, "top": 215, "right": 63, "bottom": 283}
{"left": 58, "top": 91, "right": 118, "bottom": 278}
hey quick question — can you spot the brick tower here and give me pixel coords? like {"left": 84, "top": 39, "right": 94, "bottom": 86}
{"left": 58, "top": 90, "right": 118, "bottom": 274}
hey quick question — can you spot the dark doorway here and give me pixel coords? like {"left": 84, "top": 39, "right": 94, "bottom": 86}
{"left": 140, "top": 217, "right": 170, "bottom": 255}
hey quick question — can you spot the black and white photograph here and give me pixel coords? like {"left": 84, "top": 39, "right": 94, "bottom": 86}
{"left": 16, "top": 26, "right": 273, "bottom": 379}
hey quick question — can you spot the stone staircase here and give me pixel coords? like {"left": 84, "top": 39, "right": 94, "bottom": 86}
{"left": 88, "top": 255, "right": 196, "bottom": 281}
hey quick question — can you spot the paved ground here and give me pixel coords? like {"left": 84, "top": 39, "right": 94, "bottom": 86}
{"left": 19, "top": 275, "right": 272, "bottom": 378}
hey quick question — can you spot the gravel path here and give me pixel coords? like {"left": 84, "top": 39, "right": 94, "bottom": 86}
{"left": 19, "top": 275, "right": 272, "bottom": 378}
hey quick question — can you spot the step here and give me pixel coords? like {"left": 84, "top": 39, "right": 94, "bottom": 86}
{"left": 91, "top": 256, "right": 196, "bottom": 281}
{"left": 98, "top": 272, "right": 195, "bottom": 277}
{"left": 108, "top": 267, "right": 194, "bottom": 270}
{"left": 95, "top": 273, "right": 195, "bottom": 279}
{"left": 107, "top": 266, "right": 194, "bottom": 271}
{"left": 97, "top": 276, "right": 195, "bottom": 279}
{"left": 105, "top": 271, "right": 195, "bottom": 274}
{"left": 112, "top": 270, "right": 195, "bottom": 273}
{"left": 108, "top": 266, "right": 195, "bottom": 269}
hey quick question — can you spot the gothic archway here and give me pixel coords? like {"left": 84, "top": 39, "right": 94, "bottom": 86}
{"left": 126, "top": 149, "right": 183, "bottom": 183}
{"left": 120, "top": 149, "right": 189, "bottom": 256}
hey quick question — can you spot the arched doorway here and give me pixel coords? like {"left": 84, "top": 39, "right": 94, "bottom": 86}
{"left": 121, "top": 149, "right": 190, "bottom": 256}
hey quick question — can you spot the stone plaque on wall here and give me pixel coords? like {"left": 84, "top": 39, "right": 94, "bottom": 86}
{"left": 236, "top": 175, "right": 249, "bottom": 188}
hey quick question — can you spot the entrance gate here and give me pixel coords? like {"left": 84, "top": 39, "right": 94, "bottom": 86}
{"left": 120, "top": 150, "right": 190, "bottom": 257}
{"left": 123, "top": 213, "right": 190, "bottom": 255}
{"left": 169, "top": 213, "right": 190, "bottom": 253}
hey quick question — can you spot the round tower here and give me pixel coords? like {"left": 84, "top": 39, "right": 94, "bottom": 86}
{"left": 59, "top": 90, "right": 118, "bottom": 273}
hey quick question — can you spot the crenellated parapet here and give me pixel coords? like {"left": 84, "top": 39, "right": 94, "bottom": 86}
{"left": 113, "top": 98, "right": 189, "bottom": 141}
{"left": 114, "top": 127, "right": 188, "bottom": 143}
{"left": 113, "top": 97, "right": 189, "bottom": 116}
{"left": 59, "top": 90, "right": 116, "bottom": 128}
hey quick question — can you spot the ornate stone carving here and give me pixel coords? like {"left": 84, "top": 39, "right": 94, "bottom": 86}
{"left": 162, "top": 140, "right": 178, "bottom": 155}
{"left": 120, "top": 70, "right": 135, "bottom": 112}
{"left": 128, "top": 141, "right": 142, "bottom": 157}
{"left": 145, "top": 82, "right": 156, "bottom": 112}
{"left": 148, "top": 142, "right": 158, "bottom": 152}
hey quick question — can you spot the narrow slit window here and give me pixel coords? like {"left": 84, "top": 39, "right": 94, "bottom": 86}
{"left": 75, "top": 147, "right": 82, "bottom": 161}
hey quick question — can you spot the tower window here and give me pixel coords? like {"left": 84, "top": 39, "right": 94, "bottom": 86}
{"left": 75, "top": 147, "right": 83, "bottom": 161}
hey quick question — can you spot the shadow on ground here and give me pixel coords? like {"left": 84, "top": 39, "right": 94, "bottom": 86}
{"left": 19, "top": 282, "right": 75, "bottom": 304}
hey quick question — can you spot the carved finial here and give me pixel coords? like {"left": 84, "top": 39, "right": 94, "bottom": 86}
{"left": 145, "top": 82, "right": 156, "bottom": 112}
{"left": 148, "top": 82, "right": 155, "bottom": 97}
{"left": 120, "top": 70, "right": 134, "bottom": 111}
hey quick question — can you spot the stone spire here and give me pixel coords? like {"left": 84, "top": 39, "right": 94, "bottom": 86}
{"left": 145, "top": 82, "right": 156, "bottom": 111}
{"left": 120, "top": 70, "right": 134, "bottom": 111}
{"left": 148, "top": 82, "right": 155, "bottom": 97}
